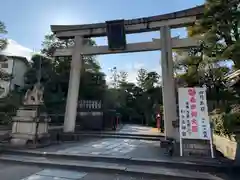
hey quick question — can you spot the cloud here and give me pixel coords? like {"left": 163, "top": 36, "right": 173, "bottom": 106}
{"left": 0, "top": 39, "right": 33, "bottom": 61}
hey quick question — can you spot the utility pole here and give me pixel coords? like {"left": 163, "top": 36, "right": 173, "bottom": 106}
{"left": 37, "top": 53, "right": 42, "bottom": 85}
{"left": 33, "top": 49, "right": 42, "bottom": 145}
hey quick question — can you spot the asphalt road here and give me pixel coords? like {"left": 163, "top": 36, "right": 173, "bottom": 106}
{"left": 0, "top": 162, "right": 162, "bottom": 180}
{"left": 0, "top": 162, "right": 42, "bottom": 180}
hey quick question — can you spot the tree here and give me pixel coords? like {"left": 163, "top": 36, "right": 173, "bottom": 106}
{"left": 136, "top": 68, "right": 147, "bottom": 89}
{"left": 0, "top": 21, "right": 12, "bottom": 81}
{"left": 136, "top": 68, "right": 160, "bottom": 90}
{"left": 41, "top": 33, "right": 105, "bottom": 95}
{"left": 144, "top": 71, "right": 160, "bottom": 89}
{"left": 0, "top": 21, "right": 7, "bottom": 51}
{"left": 173, "top": 1, "right": 239, "bottom": 109}
{"left": 191, "top": 0, "right": 240, "bottom": 68}
{"left": 41, "top": 33, "right": 100, "bottom": 72}
{"left": 135, "top": 68, "right": 162, "bottom": 124}
{"left": 23, "top": 34, "right": 107, "bottom": 124}
{"left": 174, "top": 49, "right": 204, "bottom": 87}
{"left": 106, "top": 67, "right": 129, "bottom": 110}
{"left": 109, "top": 67, "right": 119, "bottom": 89}
{"left": 118, "top": 71, "right": 128, "bottom": 85}
{"left": 0, "top": 22, "right": 24, "bottom": 124}
{"left": 105, "top": 66, "right": 163, "bottom": 125}
{"left": 24, "top": 54, "right": 63, "bottom": 115}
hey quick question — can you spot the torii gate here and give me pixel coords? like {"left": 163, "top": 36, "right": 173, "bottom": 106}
{"left": 51, "top": 5, "right": 204, "bottom": 140}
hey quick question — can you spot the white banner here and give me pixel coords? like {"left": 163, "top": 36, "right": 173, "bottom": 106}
{"left": 178, "top": 87, "right": 211, "bottom": 140}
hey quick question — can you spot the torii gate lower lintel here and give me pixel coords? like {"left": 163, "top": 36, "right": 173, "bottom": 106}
{"left": 51, "top": 5, "right": 204, "bottom": 141}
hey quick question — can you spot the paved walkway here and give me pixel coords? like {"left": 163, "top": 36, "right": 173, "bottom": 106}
{"left": 35, "top": 125, "right": 225, "bottom": 163}
{"left": 116, "top": 124, "right": 163, "bottom": 136}
{"left": 37, "top": 137, "right": 168, "bottom": 160}
{"left": 0, "top": 125, "right": 233, "bottom": 179}
{"left": 39, "top": 125, "right": 167, "bottom": 159}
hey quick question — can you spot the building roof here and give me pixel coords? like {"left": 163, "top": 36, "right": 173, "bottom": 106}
{"left": 0, "top": 39, "right": 33, "bottom": 62}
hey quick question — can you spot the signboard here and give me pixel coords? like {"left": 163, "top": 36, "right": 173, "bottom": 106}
{"left": 78, "top": 100, "right": 102, "bottom": 111}
{"left": 106, "top": 20, "right": 126, "bottom": 51}
{"left": 178, "top": 87, "right": 214, "bottom": 158}
{"left": 77, "top": 100, "right": 103, "bottom": 117}
{"left": 77, "top": 100, "right": 103, "bottom": 130}
{"left": 178, "top": 87, "right": 211, "bottom": 140}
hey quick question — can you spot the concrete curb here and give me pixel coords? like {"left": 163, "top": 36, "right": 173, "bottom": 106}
{"left": 0, "top": 155, "right": 222, "bottom": 180}
{"left": 3, "top": 149, "right": 233, "bottom": 173}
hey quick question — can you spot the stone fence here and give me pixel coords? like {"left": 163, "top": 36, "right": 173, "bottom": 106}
{"left": 213, "top": 134, "right": 240, "bottom": 164}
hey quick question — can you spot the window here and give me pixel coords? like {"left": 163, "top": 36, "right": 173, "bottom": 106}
{"left": 1, "top": 63, "right": 8, "bottom": 68}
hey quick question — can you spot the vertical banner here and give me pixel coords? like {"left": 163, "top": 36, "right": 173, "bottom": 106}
{"left": 178, "top": 87, "right": 214, "bottom": 158}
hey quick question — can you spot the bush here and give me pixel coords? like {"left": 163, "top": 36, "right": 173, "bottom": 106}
{"left": 0, "top": 90, "right": 23, "bottom": 125}
{"left": 211, "top": 110, "right": 240, "bottom": 138}
{"left": 223, "top": 112, "right": 240, "bottom": 136}
{"left": 230, "top": 104, "right": 240, "bottom": 113}
{"left": 211, "top": 113, "right": 225, "bottom": 136}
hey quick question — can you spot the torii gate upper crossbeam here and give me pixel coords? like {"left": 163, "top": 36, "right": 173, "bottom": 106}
{"left": 51, "top": 5, "right": 204, "bottom": 38}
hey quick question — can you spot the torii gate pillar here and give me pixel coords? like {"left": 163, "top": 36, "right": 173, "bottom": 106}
{"left": 160, "top": 26, "right": 179, "bottom": 140}
{"left": 63, "top": 36, "right": 83, "bottom": 132}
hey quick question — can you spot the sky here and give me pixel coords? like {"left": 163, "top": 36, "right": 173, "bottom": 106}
{"left": 1, "top": 0, "right": 205, "bottom": 82}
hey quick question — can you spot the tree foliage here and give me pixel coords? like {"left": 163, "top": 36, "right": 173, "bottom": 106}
{"left": 24, "top": 34, "right": 106, "bottom": 118}
{"left": 0, "top": 21, "right": 12, "bottom": 80}
{"left": 173, "top": 0, "right": 240, "bottom": 138}
{"left": 174, "top": 0, "right": 239, "bottom": 101}
{"left": 191, "top": 0, "right": 240, "bottom": 68}
{"left": 0, "top": 22, "right": 23, "bottom": 123}
{"left": 0, "top": 21, "right": 7, "bottom": 51}
{"left": 106, "top": 66, "right": 162, "bottom": 124}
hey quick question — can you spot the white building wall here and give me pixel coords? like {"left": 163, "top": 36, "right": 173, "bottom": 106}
{"left": 0, "top": 39, "right": 32, "bottom": 98}
{"left": 0, "top": 57, "right": 29, "bottom": 98}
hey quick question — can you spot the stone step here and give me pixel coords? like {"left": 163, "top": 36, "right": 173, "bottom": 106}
{"left": 16, "top": 110, "right": 37, "bottom": 118}
{"left": 76, "top": 131, "right": 164, "bottom": 138}
{"left": 0, "top": 154, "right": 223, "bottom": 180}
{"left": 12, "top": 116, "right": 34, "bottom": 122}
{"left": 67, "top": 133, "right": 162, "bottom": 141}
{"left": 4, "top": 149, "right": 231, "bottom": 174}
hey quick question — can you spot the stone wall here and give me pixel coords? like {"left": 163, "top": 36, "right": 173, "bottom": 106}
{"left": 213, "top": 134, "right": 240, "bottom": 164}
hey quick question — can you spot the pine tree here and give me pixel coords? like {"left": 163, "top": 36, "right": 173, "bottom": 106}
{"left": 191, "top": 0, "right": 240, "bottom": 68}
